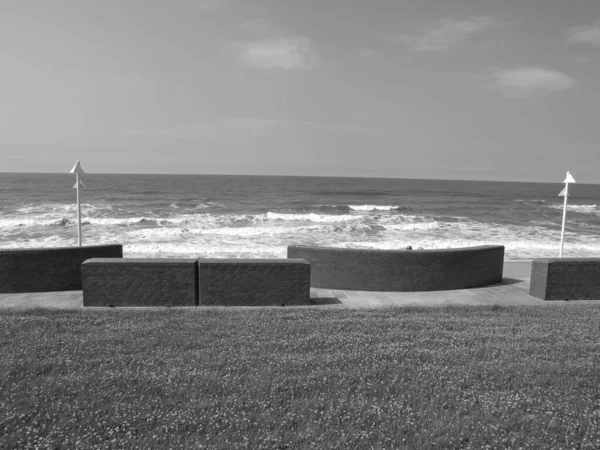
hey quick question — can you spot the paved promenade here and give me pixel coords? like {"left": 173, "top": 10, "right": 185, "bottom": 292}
{"left": 310, "top": 277, "right": 541, "bottom": 308}
{"left": 0, "top": 260, "right": 595, "bottom": 309}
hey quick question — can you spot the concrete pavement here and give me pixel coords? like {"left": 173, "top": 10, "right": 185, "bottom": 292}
{"left": 1, "top": 260, "right": 596, "bottom": 310}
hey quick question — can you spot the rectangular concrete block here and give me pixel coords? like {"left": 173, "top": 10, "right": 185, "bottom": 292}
{"left": 198, "top": 259, "right": 310, "bottom": 306}
{"left": 82, "top": 258, "right": 198, "bottom": 307}
{"left": 529, "top": 258, "right": 600, "bottom": 300}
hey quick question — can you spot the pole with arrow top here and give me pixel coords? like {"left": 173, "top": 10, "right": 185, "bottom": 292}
{"left": 69, "top": 161, "right": 86, "bottom": 246}
{"left": 558, "top": 171, "right": 576, "bottom": 258}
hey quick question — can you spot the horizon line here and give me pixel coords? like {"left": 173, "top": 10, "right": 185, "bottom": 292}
{"left": 0, "top": 171, "right": 592, "bottom": 185}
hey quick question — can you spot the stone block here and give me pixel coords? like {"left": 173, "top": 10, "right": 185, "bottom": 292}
{"left": 198, "top": 259, "right": 310, "bottom": 306}
{"left": 529, "top": 258, "right": 600, "bottom": 300}
{"left": 82, "top": 258, "right": 198, "bottom": 307}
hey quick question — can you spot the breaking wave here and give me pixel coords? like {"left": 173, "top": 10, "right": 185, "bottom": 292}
{"left": 546, "top": 204, "right": 599, "bottom": 215}
{"left": 348, "top": 205, "right": 404, "bottom": 212}
{"left": 514, "top": 199, "right": 547, "bottom": 205}
{"left": 4, "top": 198, "right": 600, "bottom": 261}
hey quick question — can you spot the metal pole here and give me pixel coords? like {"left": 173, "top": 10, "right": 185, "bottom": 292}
{"left": 76, "top": 173, "right": 82, "bottom": 246}
{"left": 559, "top": 183, "right": 568, "bottom": 258}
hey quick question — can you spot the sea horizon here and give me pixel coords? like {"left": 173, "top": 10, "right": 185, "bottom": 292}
{"left": 1, "top": 171, "right": 597, "bottom": 186}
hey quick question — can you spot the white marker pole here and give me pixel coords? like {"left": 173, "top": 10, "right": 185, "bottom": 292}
{"left": 558, "top": 171, "right": 576, "bottom": 258}
{"left": 69, "top": 161, "right": 86, "bottom": 247}
{"left": 76, "top": 172, "right": 82, "bottom": 246}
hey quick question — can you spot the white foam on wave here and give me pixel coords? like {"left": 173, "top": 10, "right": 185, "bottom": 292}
{"left": 169, "top": 201, "right": 225, "bottom": 210}
{"left": 0, "top": 216, "right": 163, "bottom": 228}
{"left": 4, "top": 204, "right": 600, "bottom": 261}
{"left": 384, "top": 221, "right": 440, "bottom": 231}
{"left": 0, "top": 217, "right": 74, "bottom": 227}
{"left": 327, "top": 237, "right": 600, "bottom": 259}
{"left": 0, "top": 213, "right": 239, "bottom": 229}
{"left": 1, "top": 209, "right": 434, "bottom": 230}
{"left": 123, "top": 223, "right": 327, "bottom": 241}
{"left": 124, "top": 242, "right": 286, "bottom": 259}
{"left": 530, "top": 220, "right": 559, "bottom": 228}
{"left": 120, "top": 237, "right": 600, "bottom": 260}
{"left": 348, "top": 205, "right": 400, "bottom": 211}
{"left": 266, "top": 212, "right": 359, "bottom": 223}
{"left": 5, "top": 218, "right": 600, "bottom": 261}
{"left": 85, "top": 217, "right": 164, "bottom": 226}
{"left": 265, "top": 211, "right": 428, "bottom": 224}
{"left": 15, "top": 203, "right": 109, "bottom": 214}
{"left": 514, "top": 199, "right": 547, "bottom": 205}
{"left": 546, "top": 204, "right": 599, "bottom": 214}
{"left": 6, "top": 224, "right": 600, "bottom": 261}
{"left": 568, "top": 204, "right": 598, "bottom": 213}
{"left": 2, "top": 202, "right": 118, "bottom": 229}
{"left": 0, "top": 235, "right": 86, "bottom": 248}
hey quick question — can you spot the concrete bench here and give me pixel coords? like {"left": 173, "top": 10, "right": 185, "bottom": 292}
{"left": 198, "top": 259, "right": 310, "bottom": 306}
{"left": 82, "top": 258, "right": 198, "bottom": 307}
{"left": 529, "top": 258, "right": 600, "bottom": 300}
{"left": 0, "top": 244, "right": 123, "bottom": 293}
{"left": 287, "top": 245, "right": 504, "bottom": 291}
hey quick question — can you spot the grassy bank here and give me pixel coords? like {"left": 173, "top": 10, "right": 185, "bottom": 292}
{"left": 2, "top": 305, "right": 600, "bottom": 449}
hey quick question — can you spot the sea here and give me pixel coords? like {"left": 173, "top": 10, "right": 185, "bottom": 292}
{"left": 1, "top": 173, "right": 599, "bottom": 260}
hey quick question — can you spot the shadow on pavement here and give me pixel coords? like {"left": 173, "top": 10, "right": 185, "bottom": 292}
{"left": 502, "top": 277, "right": 527, "bottom": 286}
{"left": 310, "top": 297, "right": 343, "bottom": 305}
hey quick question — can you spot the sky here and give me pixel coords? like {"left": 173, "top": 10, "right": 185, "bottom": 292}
{"left": 1, "top": 0, "right": 599, "bottom": 182}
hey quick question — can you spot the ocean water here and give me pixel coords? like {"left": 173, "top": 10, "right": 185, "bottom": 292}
{"left": 1, "top": 173, "right": 599, "bottom": 260}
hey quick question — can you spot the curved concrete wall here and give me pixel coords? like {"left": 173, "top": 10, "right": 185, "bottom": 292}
{"left": 287, "top": 245, "right": 504, "bottom": 291}
{"left": 0, "top": 244, "right": 123, "bottom": 293}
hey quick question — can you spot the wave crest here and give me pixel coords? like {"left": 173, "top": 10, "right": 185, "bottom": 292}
{"left": 348, "top": 205, "right": 405, "bottom": 212}
{"left": 514, "top": 199, "right": 547, "bottom": 205}
{"left": 546, "top": 204, "right": 599, "bottom": 214}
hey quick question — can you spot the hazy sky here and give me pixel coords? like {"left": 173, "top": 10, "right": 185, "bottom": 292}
{"left": 1, "top": 0, "right": 599, "bottom": 181}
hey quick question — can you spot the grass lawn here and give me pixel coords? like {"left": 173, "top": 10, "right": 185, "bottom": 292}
{"left": 2, "top": 305, "right": 600, "bottom": 449}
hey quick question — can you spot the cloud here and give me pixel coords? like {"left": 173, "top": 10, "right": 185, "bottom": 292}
{"left": 566, "top": 22, "right": 600, "bottom": 46}
{"left": 238, "top": 37, "right": 316, "bottom": 70}
{"left": 491, "top": 67, "right": 576, "bottom": 97}
{"left": 384, "top": 16, "right": 494, "bottom": 52}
